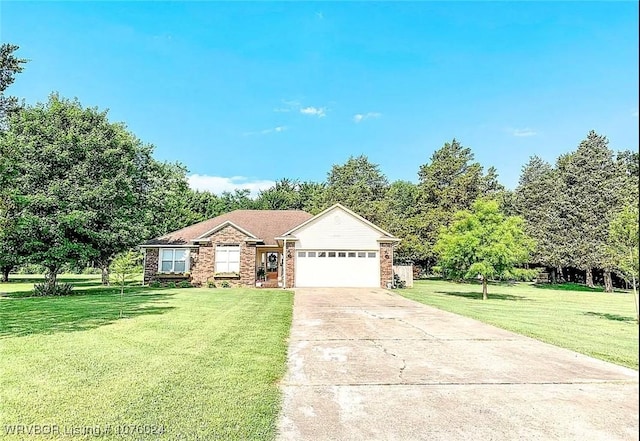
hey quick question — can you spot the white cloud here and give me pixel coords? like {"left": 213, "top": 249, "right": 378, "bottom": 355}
{"left": 508, "top": 128, "right": 537, "bottom": 137}
{"left": 353, "top": 112, "right": 381, "bottom": 123}
{"left": 300, "top": 106, "right": 326, "bottom": 117}
{"left": 188, "top": 174, "right": 275, "bottom": 196}
{"left": 243, "top": 126, "right": 287, "bottom": 136}
{"left": 315, "top": 11, "right": 324, "bottom": 20}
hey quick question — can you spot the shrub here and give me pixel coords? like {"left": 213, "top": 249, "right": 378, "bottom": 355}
{"left": 178, "top": 280, "right": 192, "bottom": 288}
{"left": 149, "top": 280, "right": 162, "bottom": 288}
{"left": 16, "top": 264, "right": 46, "bottom": 275}
{"left": 33, "top": 282, "right": 74, "bottom": 296}
{"left": 82, "top": 266, "right": 102, "bottom": 275}
{"left": 220, "top": 281, "right": 231, "bottom": 288}
{"left": 166, "top": 281, "right": 177, "bottom": 289}
{"left": 207, "top": 280, "right": 216, "bottom": 288}
{"left": 393, "top": 273, "right": 406, "bottom": 289}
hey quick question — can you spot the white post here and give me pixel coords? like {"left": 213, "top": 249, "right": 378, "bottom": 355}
{"left": 283, "top": 239, "right": 287, "bottom": 289}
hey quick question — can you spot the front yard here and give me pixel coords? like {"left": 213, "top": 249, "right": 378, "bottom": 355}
{"left": 401, "top": 279, "right": 639, "bottom": 370}
{"left": 0, "top": 276, "right": 293, "bottom": 440}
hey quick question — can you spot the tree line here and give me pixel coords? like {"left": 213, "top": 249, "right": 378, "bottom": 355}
{"left": 1, "top": 44, "right": 638, "bottom": 297}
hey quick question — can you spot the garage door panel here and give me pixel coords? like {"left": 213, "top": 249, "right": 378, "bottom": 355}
{"left": 296, "top": 250, "right": 379, "bottom": 287}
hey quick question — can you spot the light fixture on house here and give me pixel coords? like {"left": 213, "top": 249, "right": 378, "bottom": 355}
{"left": 287, "top": 250, "right": 292, "bottom": 258}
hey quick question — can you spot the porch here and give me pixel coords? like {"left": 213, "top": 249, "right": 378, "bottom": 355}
{"left": 255, "top": 247, "right": 284, "bottom": 288}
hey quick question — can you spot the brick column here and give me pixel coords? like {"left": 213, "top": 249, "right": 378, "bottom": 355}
{"left": 240, "top": 243, "right": 257, "bottom": 286}
{"left": 285, "top": 241, "right": 296, "bottom": 288}
{"left": 379, "top": 243, "right": 394, "bottom": 288}
{"left": 143, "top": 248, "right": 159, "bottom": 284}
{"left": 191, "top": 244, "right": 214, "bottom": 286}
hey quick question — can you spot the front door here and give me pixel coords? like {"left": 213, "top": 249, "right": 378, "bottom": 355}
{"left": 265, "top": 252, "right": 279, "bottom": 281}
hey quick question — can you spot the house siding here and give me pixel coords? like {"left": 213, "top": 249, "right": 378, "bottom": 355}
{"left": 294, "top": 208, "right": 381, "bottom": 250}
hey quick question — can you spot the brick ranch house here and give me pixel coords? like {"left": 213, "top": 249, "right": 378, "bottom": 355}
{"left": 140, "top": 203, "right": 400, "bottom": 288}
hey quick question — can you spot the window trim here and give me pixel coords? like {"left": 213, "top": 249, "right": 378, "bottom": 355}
{"left": 158, "top": 248, "right": 190, "bottom": 273}
{"left": 215, "top": 244, "right": 241, "bottom": 273}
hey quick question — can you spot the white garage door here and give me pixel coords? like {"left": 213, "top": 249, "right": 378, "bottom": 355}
{"left": 295, "top": 250, "right": 380, "bottom": 288}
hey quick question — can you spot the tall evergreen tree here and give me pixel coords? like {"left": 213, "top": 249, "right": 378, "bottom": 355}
{"left": 514, "top": 156, "right": 569, "bottom": 283}
{"left": 323, "top": 155, "right": 389, "bottom": 225}
{"left": 557, "top": 131, "right": 624, "bottom": 289}
{"left": 409, "top": 139, "right": 504, "bottom": 270}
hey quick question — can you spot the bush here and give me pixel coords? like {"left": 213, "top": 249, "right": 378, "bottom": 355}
{"left": 16, "top": 264, "right": 46, "bottom": 275}
{"left": 393, "top": 273, "right": 406, "bottom": 289}
{"left": 82, "top": 266, "right": 102, "bottom": 275}
{"left": 149, "top": 280, "right": 162, "bottom": 288}
{"left": 166, "top": 281, "right": 177, "bottom": 289}
{"left": 207, "top": 280, "right": 217, "bottom": 288}
{"left": 178, "top": 280, "right": 192, "bottom": 288}
{"left": 220, "top": 281, "right": 231, "bottom": 288}
{"left": 33, "top": 282, "right": 74, "bottom": 296}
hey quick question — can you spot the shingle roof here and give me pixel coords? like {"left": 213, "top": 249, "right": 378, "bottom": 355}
{"left": 142, "top": 210, "right": 314, "bottom": 246}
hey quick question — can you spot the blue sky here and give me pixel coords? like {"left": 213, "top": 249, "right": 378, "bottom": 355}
{"left": 2, "top": 1, "right": 638, "bottom": 194}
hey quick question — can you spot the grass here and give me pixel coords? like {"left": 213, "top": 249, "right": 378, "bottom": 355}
{"left": 0, "top": 275, "right": 293, "bottom": 440}
{"left": 401, "top": 279, "right": 639, "bottom": 370}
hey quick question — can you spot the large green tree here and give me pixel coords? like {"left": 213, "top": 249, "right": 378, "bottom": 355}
{"left": 256, "top": 179, "right": 305, "bottom": 211}
{"left": 608, "top": 203, "right": 639, "bottom": 322}
{"left": 514, "top": 156, "right": 570, "bottom": 283}
{"left": 434, "top": 198, "right": 534, "bottom": 300}
{"left": 0, "top": 43, "right": 27, "bottom": 127}
{"left": 255, "top": 179, "right": 326, "bottom": 213}
{"left": 323, "top": 155, "right": 389, "bottom": 225}
{"left": 2, "top": 94, "right": 172, "bottom": 289}
{"left": 557, "top": 131, "right": 625, "bottom": 289}
{"left": 409, "top": 139, "right": 504, "bottom": 270}
{"left": 0, "top": 43, "right": 28, "bottom": 281}
{"left": 379, "top": 180, "right": 422, "bottom": 262}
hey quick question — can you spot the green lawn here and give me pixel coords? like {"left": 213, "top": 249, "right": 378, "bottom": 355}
{"left": 0, "top": 275, "right": 293, "bottom": 440}
{"left": 401, "top": 279, "right": 639, "bottom": 370}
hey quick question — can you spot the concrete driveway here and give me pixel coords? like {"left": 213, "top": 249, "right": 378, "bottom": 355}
{"left": 277, "top": 288, "right": 639, "bottom": 441}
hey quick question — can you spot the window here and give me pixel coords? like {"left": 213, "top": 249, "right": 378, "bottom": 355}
{"left": 160, "top": 249, "right": 189, "bottom": 273}
{"left": 338, "top": 252, "right": 346, "bottom": 258}
{"left": 328, "top": 251, "right": 336, "bottom": 258}
{"left": 298, "top": 251, "right": 306, "bottom": 258}
{"left": 367, "top": 252, "right": 377, "bottom": 258}
{"left": 215, "top": 245, "right": 240, "bottom": 273}
{"left": 308, "top": 251, "right": 316, "bottom": 257}
{"left": 348, "top": 252, "right": 356, "bottom": 258}
{"left": 318, "top": 251, "right": 326, "bottom": 257}
{"left": 357, "top": 252, "right": 366, "bottom": 258}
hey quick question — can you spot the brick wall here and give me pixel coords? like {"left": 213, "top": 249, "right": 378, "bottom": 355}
{"left": 285, "top": 241, "right": 296, "bottom": 288}
{"left": 379, "top": 243, "right": 394, "bottom": 288}
{"left": 191, "top": 243, "right": 214, "bottom": 286}
{"left": 240, "top": 243, "right": 256, "bottom": 287}
{"left": 190, "top": 225, "right": 256, "bottom": 287}
{"left": 143, "top": 248, "right": 159, "bottom": 284}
